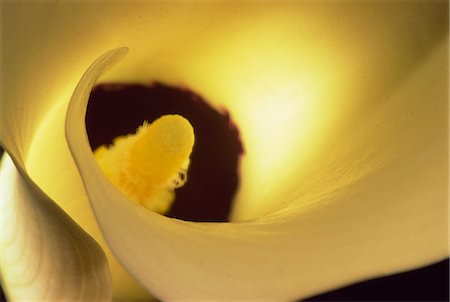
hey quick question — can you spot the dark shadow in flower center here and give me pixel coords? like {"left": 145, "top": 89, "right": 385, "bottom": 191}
{"left": 85, "top": 83, "right": 243, "bottom": 222}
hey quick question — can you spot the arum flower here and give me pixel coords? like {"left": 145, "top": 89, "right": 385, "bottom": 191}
{"left": 0, "top": 1, "right": 448, "bottom": 301}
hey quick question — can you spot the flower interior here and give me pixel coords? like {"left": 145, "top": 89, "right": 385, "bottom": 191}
{"left": 86, "top": 83, "right": 244, "bottom": 222}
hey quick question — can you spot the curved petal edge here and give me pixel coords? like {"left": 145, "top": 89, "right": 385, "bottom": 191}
{"left": 0, "top": 153, "right": 112, "bottom": 301}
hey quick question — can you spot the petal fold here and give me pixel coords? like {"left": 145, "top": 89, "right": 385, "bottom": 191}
{"left": 66, "top": 38, "right": 448, "bottom": 301}
{"left": 1, "top": 1, "right": 447, "bottom": 300}
{"left": 0, "top": 154, "right": 112, "bottom": 301}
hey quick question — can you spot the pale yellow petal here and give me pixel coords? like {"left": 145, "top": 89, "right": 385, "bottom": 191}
{"left": 0, "top": 154, "right": 112, "bottom": 301}
{"left": 17, "top": 47, "right": 152, "bottom": 301}
{"left": 2, "top": 1, "right": 448, "bottom": 301}
{"left": 0, "top": 2, "right": 157, "bottom": 299}
{"left": 65, "top": 25, "right": 448, "bottom": 302}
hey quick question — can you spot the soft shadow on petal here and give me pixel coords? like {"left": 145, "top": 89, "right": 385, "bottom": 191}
{"left": 0, "top": 153, "right": 112, "bottom": 300}
{"left": 2, "top": 1, "right": 448, "bottom": 300}
{"left": 0, "top": 9, "right": 115, "bottom": 294}
{"left": 22, "top": 93, "right": 154, "bottom": 301}
{"left": 66, "top": 36, "right": 448, "bottom": 301}
{"left": 0, "top": 2, "right": 156, "bottom": 299}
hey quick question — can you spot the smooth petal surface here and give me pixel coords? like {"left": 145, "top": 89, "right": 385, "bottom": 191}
{"left": 0, "top": 7, "right": 114, "bottom": 295}
{"left": 0, "top": 156, "right": 112, "bottom": 300}
{"left": 0, "top": 156, "right": 112, "bottom": 301}
{"left": 66, "top": 26, "right": 448, "bottom": 302}
{"left": 2, "top": 1, "right": 448, "bottom": 301}
{"left": 0, "top": 5, "right": 115, "bottom": 295}
{"left": 0, "top": 2, "right": 154, "bottom": 299}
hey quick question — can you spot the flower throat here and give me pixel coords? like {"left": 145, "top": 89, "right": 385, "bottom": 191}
{"left": 86, "top": 83, "right": 243, "bottom": 222}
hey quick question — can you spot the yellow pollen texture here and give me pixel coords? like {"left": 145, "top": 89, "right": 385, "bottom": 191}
{"left": 94, "top": 115, "right": 195, "bottom": 214}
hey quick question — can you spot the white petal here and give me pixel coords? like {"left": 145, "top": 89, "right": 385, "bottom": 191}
{"left": 2, "top": 1, "right": 448, "bottom": 300}
{"left": 66, "top": 24, "right": 448, "bottom": 302}
{"left": 0, "top": 153, "right": 112, "bottom": 301}
{"left": 0, "top": 2, "right": 158, "bottom": 299}
{"left": 0, "top": 3, "right": 116, "bottom": 296}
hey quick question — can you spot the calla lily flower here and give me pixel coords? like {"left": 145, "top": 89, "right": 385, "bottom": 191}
{"left": 0, "top": 1, "right": 448, "bottom": 301}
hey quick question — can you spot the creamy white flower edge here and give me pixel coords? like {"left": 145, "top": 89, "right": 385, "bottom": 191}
{"left": 0, "top": 154, "right": 112, "bottom": 301}
{"left": 65, "top": 43, "right": 449, "bottom": 301}
{"left": 1, "top": 1, "right": 449, "bottom": 301}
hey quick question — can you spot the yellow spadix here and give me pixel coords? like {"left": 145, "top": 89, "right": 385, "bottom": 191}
{"left": 94, "top": 115, "right": 194, "bottom": 214}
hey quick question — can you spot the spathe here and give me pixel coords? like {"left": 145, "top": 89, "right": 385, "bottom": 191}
{"left": 0, "top": 154, "right": 112, "bottom": 301}
{"left": 66, "top": 40, "right": 449, "bottom": 301}
{"left": 1, "top": 1, "right": 448, "bottom": 301}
